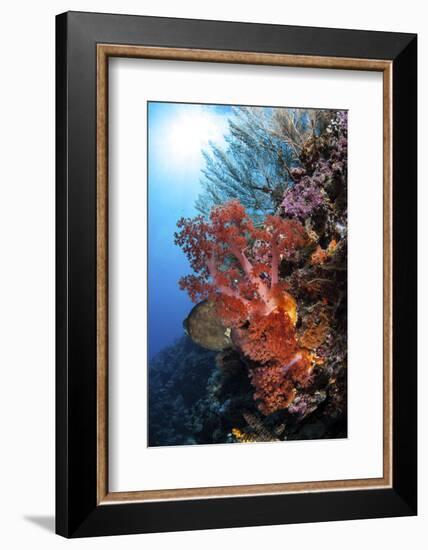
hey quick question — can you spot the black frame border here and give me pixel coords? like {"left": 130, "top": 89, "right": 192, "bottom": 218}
{"left": 56, "top": 11, "right": 417, "bottom": 537}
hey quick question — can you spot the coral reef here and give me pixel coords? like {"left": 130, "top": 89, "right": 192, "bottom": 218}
{"left": 148, "top": 337, "right": 255, "bottom": 446}
{"left": 149, "top": 107, "right": 348, "bottom": 446}
{"left": 149, "top": 336, "right": 346, "bottom": 446}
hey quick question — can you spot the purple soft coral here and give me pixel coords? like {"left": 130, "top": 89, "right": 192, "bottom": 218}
{"left": 281, "top": 177, "right": 325, "bottom": 219}
{"left": 281, "top": 111, "right": 347, "bottom": 220}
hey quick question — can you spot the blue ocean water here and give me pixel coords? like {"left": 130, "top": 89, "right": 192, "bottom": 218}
{"left": 148, "top": 102, "right": 231, "bottom": 358}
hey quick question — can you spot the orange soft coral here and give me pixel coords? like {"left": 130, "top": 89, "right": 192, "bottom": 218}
{"left": 233, "top": 309, "right": 315, "bottom": 415}
{"left": 248, "top": 350, "right": 314, "bottom": 415}
{"left": 311, "top": 245, "right": 328, "bottom": 265}
{"left": 234, "top": 310, "right": 298, "bottom": 366}
{"left": 249, "top": 365, "right": 297, "bottom": 415}
{"left": 310, "top": 239, "right": 338, "bottom": 265}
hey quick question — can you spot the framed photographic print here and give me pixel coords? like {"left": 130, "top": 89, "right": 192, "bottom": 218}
{"left": 56, "top": 11, "right": 417, "bottom": 537}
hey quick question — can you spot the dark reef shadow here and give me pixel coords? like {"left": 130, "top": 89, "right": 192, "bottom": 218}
{"left": 24, "top": 515, "right": 55, "bottom": 533}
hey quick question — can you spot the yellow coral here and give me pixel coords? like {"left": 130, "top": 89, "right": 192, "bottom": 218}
{"left": 279, "top": 291, "right": 298, "bottom": 326}
{"left": 327, "top": 239, "right": 338, "bottom": 255}
{"left": 308, "top": 351, "right": 324, "bottom": 367}
{"left": 231, "top": 428, "right": 258, "bottom": 443}
{"left": 232, "top": 415, "right": 281, "bottom": 443}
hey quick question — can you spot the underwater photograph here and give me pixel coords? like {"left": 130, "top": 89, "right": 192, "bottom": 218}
{"left": 148, "top": 101, "right": 348, "bottom": 447}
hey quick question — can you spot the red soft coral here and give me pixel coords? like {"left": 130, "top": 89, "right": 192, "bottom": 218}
{"left": 250, "top": 365, "right": 297, "bottom": 415}
{"left": 175, "top": 200, "right": 306, "bottom": 321}
{"left": 175, "top": 200, "right": 309, "bottom": 414}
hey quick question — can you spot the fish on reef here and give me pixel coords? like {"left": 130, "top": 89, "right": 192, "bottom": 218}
{"left": 183, "top": 300, "right": 232, "bottom": 351}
